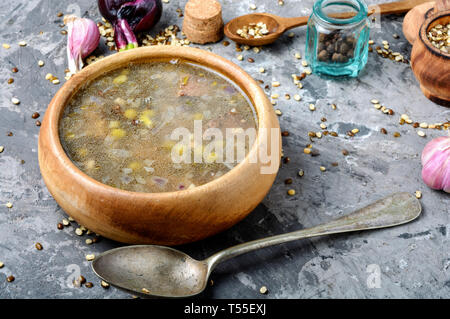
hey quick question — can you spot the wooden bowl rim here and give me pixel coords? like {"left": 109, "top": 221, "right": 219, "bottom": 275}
{"left": 41, "top": 46, "right": 279, "bottom": 200}
{"left": 419, "top": 9, "right": 450, "bottom": 59}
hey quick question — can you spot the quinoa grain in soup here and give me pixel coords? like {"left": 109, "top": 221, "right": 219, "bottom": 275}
{"left": 59, "top": 61, "right": 257, "bottom": 193}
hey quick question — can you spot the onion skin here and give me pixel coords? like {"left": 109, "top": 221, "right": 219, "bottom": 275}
{"left": 421, "top": 136, "right": 450, "bottom": 193}
{"left": 98, "top": 0, "right": 162, "bottom": 50}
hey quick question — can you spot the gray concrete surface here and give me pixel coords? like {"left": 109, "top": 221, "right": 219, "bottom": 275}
{"left": 0, "top": 0, "right": 449, "bottom": 299}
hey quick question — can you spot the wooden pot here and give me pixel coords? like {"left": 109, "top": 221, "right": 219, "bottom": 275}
{"left": 38, "top": 46, "right": 281, "bottom": 245}
{"left": 402, "top": 1, "right": 435, "bottom": 44}
{"left": 411, "top": 10, "right": 450, "bottom": 106}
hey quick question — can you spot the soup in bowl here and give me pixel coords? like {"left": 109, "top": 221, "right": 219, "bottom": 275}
{"left": 38, "top": 46, "right": 280, "bottom": 245}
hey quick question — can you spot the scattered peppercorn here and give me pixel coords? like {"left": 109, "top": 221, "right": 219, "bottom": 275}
{"left": 35, "top": 242, "right": 43, "bottom": 250}
{"left": 380, "top": 128, "right": 387, "bottom": 134}
{"left": 79, "top": 275, "right": 87, "bottom": 285}
{"left": 7, "top": 78, "right": 14, "bottom": 84}
{"left": 342, "top": 149, "right": 349, "bottom": 156}
{"left": 281, "top": 131, "right": 289, "bottom": 137}
{"left": 85, "top": 282, "right": 94, "bottom": 288}
{"left": 247, "top": 57, "right": 254, "bottom": 63}
{"left": 284, "top": 178, "right": 293, "bottom": 185}
{"left": 7, "top": 275, "right": 15, "bottom": 282}
{"left": 35, "top": 121, "right": 41, "bottom": 127}
{"left": 32, "top": 112, "right": 40, "bottom": 119}
{"left": 57, "top": 223, "right": 64, "bottom": 230}
{"left": 12, "top": 67, "right": 18, "bottom": 73}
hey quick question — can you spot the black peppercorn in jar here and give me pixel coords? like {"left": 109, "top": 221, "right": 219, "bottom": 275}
{"left": 306, "top": 0, "right": 370, "bottom": 77}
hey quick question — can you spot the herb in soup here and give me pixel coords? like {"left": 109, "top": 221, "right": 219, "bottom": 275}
{"left": 59, "top": 61, "right": 257, "bottom": 193}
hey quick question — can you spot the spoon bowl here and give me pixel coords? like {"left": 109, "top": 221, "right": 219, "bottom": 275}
{"left": 224, "top": 13, "right": 293, "bottom": 46}
{"left": 92, "top": 192, "right": 421, "bottom": 298}
{"left": 92, "top": 245, "right": 209, "bottom": 298}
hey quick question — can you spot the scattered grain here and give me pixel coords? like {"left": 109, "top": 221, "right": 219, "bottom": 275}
{"left": 417, "top": 130, "right": 426, "bottom": 137}
{"left": 101, "top": 281, "right": 110, "bottom": 289}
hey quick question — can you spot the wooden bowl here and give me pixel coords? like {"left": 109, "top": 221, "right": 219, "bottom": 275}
{"left": 38, "top": 46, "right": 281, "bottom": 245}
{"left": 411, "top": 10, "right": 450, "bottom": 106}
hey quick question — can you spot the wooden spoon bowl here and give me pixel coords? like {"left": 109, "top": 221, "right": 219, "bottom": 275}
{"left": 38, "top": 46, "right": 281, "bottom": 245}
{"left": 224, "top": 13, "right": 307, "bottom": 46}
{"left": 411, "top": 10, "right": 450, "bottom": 106}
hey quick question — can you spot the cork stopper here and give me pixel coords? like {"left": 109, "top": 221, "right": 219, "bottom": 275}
{"left": 182, "top": 0, "right": 224, "bottom": 44}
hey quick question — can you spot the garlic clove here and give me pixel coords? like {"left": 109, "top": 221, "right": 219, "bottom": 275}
{"left": 64, "top": 15, "right": 100, "bottom": 75}
{"left": 421, "top": 136, "right": 450, "bottom": 193}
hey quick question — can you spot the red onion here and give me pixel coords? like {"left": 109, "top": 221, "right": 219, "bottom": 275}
{"left": 97, "top": 0, "right": 162, "bottom": 51}
{"left": 421, "top": 135, "right": 450, "bottom": 193}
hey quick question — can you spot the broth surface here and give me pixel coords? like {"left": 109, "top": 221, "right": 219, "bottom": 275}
{"left": 59, "top": 61, "right": 257, "bottom": 193}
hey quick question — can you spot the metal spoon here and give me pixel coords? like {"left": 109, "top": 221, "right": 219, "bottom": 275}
{"left": 92, "top": 192, "right": 421, "bottom": 298}
{"left": 224, "top": 0, "right": 430, "bottom": 46}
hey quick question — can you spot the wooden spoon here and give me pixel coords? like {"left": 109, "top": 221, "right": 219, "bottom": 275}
{"left": 224, "top": 0, "right": 432, "bottom": 46}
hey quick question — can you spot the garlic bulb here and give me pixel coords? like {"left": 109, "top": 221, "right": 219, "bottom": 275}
{"left": 421, "top": 136, "right": 450, "bottom": 193}
{"left": 64, "top": 15, "right": 100, "bottom": 75}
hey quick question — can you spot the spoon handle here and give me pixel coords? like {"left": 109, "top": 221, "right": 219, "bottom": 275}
{"left": 277, "top": 16, "right": 309, "bottom": 31}
{"left": 369, "top": 0, "right": 434, "bottom": 15}
{"left": 278, "top": 0, "right": 430, "bottom": 30}
{"left": 206, "top": 192, "right": 420, "bottom": 272}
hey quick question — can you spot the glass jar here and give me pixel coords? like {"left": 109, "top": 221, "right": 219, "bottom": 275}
{"left": 305, "top": 0, "right": 370, "bottom": 77}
